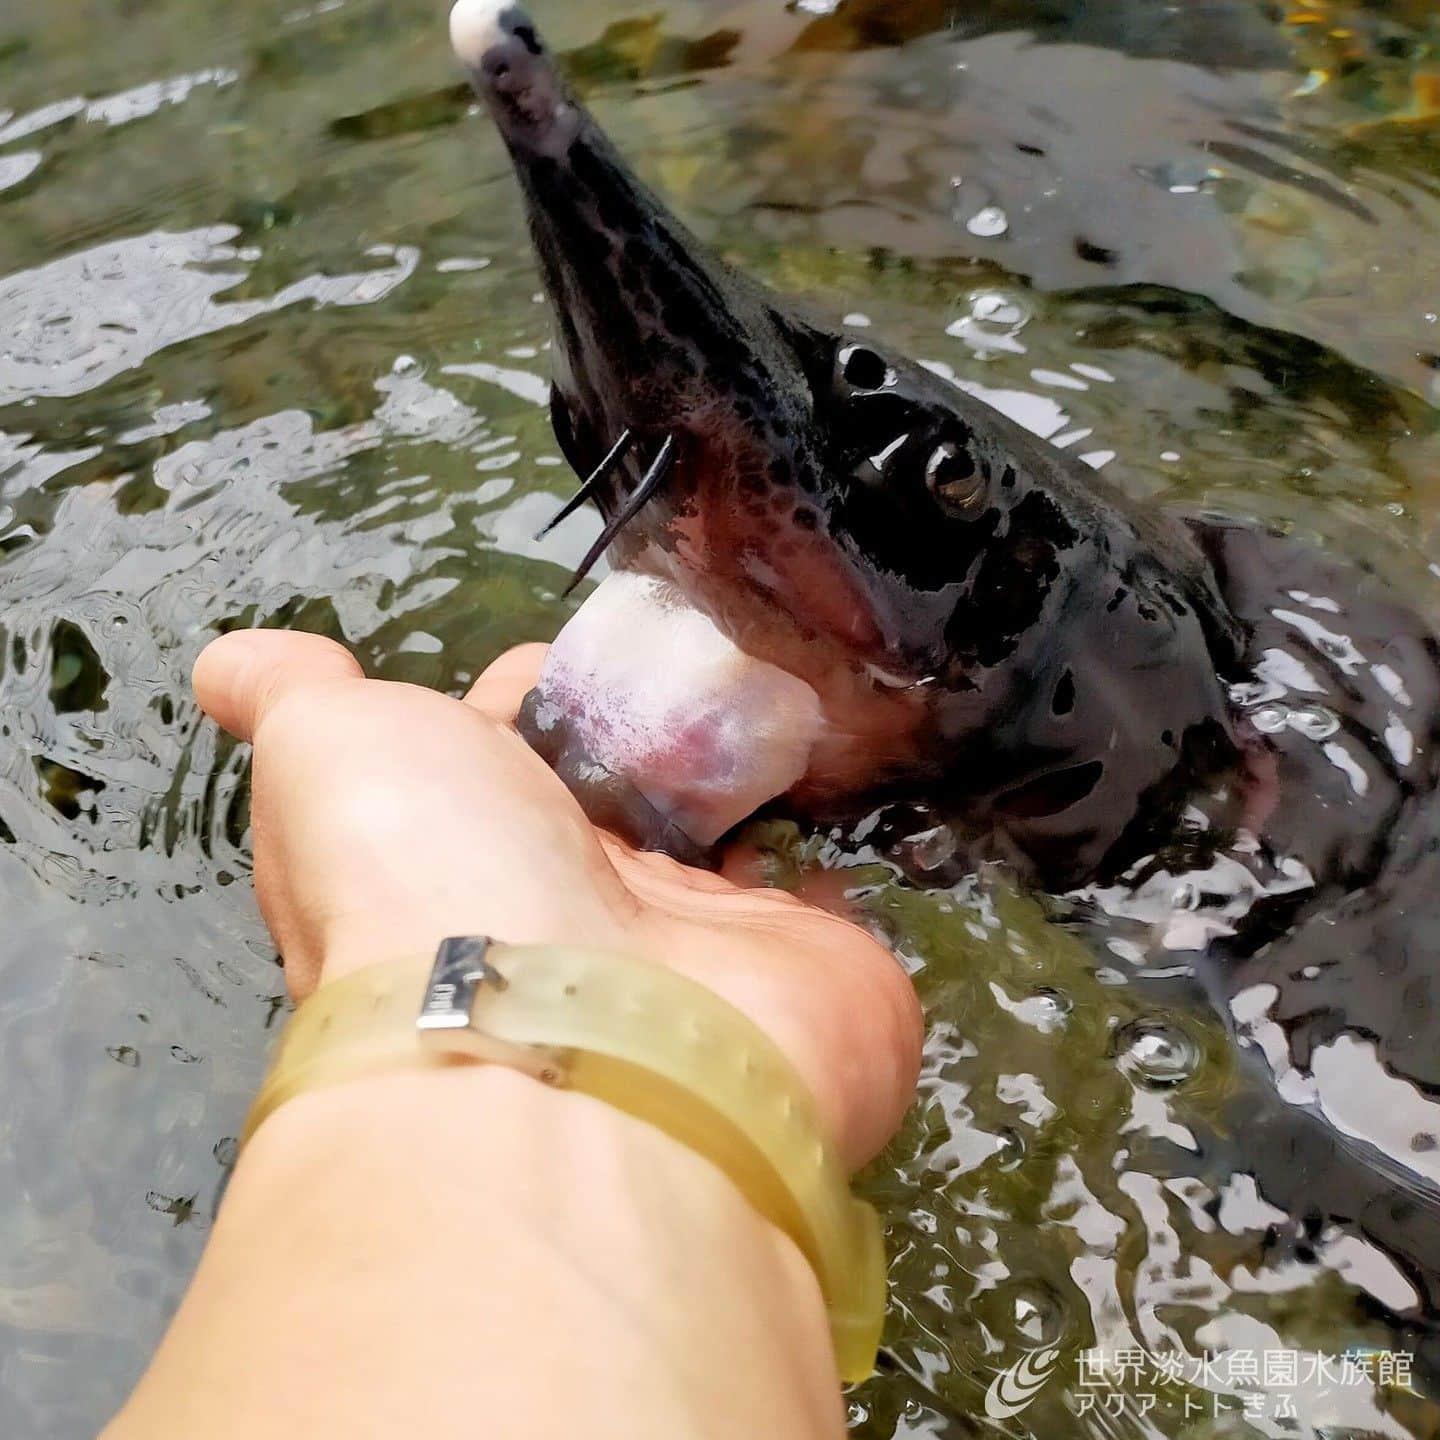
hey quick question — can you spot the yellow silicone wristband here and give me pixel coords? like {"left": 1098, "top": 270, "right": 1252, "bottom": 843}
{"left": 241, "top": 944, "right": 886, "bottom": 1383}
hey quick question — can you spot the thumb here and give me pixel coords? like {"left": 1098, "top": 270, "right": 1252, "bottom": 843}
{"left": 193, "top": 629, "right": 366, "bottom": 742}
{"left": 463, "top": 642, "right": 548, "bottom": 723}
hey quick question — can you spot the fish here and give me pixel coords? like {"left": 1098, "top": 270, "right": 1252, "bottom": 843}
{"left": 449, "top": 0, "right": 1440, "bottom": 1381}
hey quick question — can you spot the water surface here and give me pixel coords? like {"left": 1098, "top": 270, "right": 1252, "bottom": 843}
{"left": 1, "top": 0, "right": 1438, "bottom": 1434}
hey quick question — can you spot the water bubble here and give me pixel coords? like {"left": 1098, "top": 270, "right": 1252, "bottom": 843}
{"left": 1113, "top": 1017, "right": 1200, "bottom": 1090}
{"left": 901, "top": 822, "right": 958, "bottom": 872}
{"left": 997, "top": 984, "right": 1073, "bottom": 1034}
{"left": 980, "top": 1278, "right": 1069, "bottom": 1350}
{"left": 1137, "top": 158, "right": 1219, "bottom": 195}
{"left": 971, "top": 291, "right": 1029, "bottom": 329}
{"left": 994, "top": 1126, "right": 1026, "bottom": 1171}
{"left": 1288, "top": 704, "right": 1340, "bottom": 740}
{"left": 1171, "top": 881, "right": 1201, "bottom": 912}
{"left": 966, "top": 205, "right": 1010, "bottom": 238}
{"left": 1029, "top": 986, "right": 1073, "bottom": 1022}
{"left": 946, "top": 289, "right": 1032, "bottom": 356}
{"left": 1250, "top": 702, "right": 1290, "bottom": 734}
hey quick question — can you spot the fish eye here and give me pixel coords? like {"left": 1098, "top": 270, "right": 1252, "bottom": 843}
{"left": 925, "top": 442, "right": 984, "bottom": 511}
{"left": 839, "top": 344, "right": 891, "bottom": 391}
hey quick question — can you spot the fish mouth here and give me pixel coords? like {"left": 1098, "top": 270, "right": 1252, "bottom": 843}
{"left": 516, "top": 571, "right": 829, "bottom": 854}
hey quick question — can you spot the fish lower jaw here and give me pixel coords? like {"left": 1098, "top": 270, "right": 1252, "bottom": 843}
{"left": 521, "top": 570, "right": 826, "bottom": 848}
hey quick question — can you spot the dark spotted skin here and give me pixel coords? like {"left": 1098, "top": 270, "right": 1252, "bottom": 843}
{"left": 461, "top": 5, "right": 1440, "bottom": 1382}
{"left": 504, "top": 92, "right": 1252, "bottom": 887}
{"left": 788, "top": 331, "right": 1250, "bottom": 886}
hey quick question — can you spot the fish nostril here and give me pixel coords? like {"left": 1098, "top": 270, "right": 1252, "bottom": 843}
{"left": 840, "top": 343, "right": 890, "bottom": 390}
{"left": 1052, "top": 669, "right": 1076, "bottom": 716}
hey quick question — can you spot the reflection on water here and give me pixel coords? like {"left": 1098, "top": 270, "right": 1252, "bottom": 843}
{"left": 0, "top": 0, "right": 1436, "bottom": 1434}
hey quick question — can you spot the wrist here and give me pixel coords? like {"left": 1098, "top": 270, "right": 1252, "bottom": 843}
{"left": 114, "top": 1062, "right": 845, "bottom": 1440}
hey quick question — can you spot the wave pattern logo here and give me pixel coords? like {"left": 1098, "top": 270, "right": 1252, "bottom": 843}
{"left": 983, "top": 1345, "right": 1063, "bottom": 1420}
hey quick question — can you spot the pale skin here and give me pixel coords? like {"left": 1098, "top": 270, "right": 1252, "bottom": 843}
{"left": 105, "top": 628, "right": 924, "bottom": 1440}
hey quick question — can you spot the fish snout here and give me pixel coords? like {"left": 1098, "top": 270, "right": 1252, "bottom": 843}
{"left": 449, "top": 0, "right": 577, "bottom": 155}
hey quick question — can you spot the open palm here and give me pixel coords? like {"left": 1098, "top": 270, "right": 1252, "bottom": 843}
{"left": 193, "top": 631, "right": 922, "bottom": 1170}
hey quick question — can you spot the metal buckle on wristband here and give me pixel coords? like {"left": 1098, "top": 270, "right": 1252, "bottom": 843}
{"left": 414, "top": 935, "right": 570, "bottom": 1084}
{"left": 417, "top": 934, "right": 505, "bottom": 1030}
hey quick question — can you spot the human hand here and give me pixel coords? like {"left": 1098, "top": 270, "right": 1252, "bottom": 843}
{"left": 192, "top": 630, "right": 922, "bottom": 1169}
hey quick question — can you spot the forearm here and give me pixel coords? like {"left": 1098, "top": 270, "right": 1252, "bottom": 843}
{"left": 106, "top": 1064, "right": 846, "bottom": 1440}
